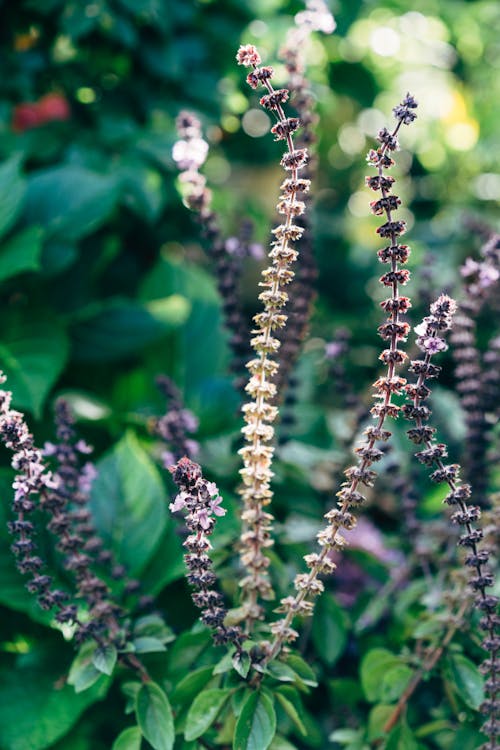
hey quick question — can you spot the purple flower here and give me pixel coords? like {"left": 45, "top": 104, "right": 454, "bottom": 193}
{"left": 209, "top": 495, "right": 226, "bottom": 518}
{"left": 75, "top": 439, "right": 93, "bottom": 454}
{"left": 419, "top": 336, "right": 448, "bottom": 355}
{"left": 169, "top": 491, "right": 189, "bottom": 513}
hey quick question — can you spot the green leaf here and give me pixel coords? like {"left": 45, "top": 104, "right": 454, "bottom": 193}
{"left": 24, "top": 165, "right": 120, "bottom": 241}
{"left": 386, "top": 722, "right": 418, "bottom": 750}
{"left": 233, "top": 691, "right": 276, "bottom": 750}
{"left": 0, "top": 155, "right": 26, "bottom": 241}
{"left": 90, "top": 431, "right": 167, "bottom": 575}
{"left": 360, "top": 649, "right": 401, "bottom": 703}
{"left": 269, "top": 738, "right": 300, "bottom": 750}
{"left": 166, "top": 629, "right": 212, "bottom": 676}
{"left": 446, "top": 654, "right": 485, "bottom": 710}
{"left": 266, "top": 660, "right": 298, "bottom": 684}
{"left": 0, "top": 225, "right": 43, "bottom": 282}
{"left": 68, "top": 644, "right": 103, "bottom": 693}
{"left": 184, "top": 688, "right": 232, "bottom": 741}
{"left": 112, "top": 726, "right": 142, "bottom": 750}
{"left": 368, "top": 705, "right": 394, "bottom": 741}
{"left": 0, "top": 640, "right": 109, "bottom": 750}
{"left": 172, "top": 666, "right": 216, "bottom": 705}
{"left": 132, "top": 637, "right": 167, "bottom": 654}
{"left": 133, "top": 616, "right": 175, "bottom": 643}
{"left": 329, "top": 728, "right": 364, "bottom": 745}
{"left": 122, "top": 682, "right": 142, "bottom": 715}
{"left": 283, "top": 654, "right": 318, "bottom": 689}
{"left": 71, "top": 300, "right": 174, "bottom": 363}
{"left": 0, "top": 319, "right": 69, "bottom": 417}
{"left": 312, "top": 594, "right": 348, "bottom": 666}
{"left": 233, "top": 651, "right": 251, "bottom": 679}
{"left": 136, "top": 681, "right": 174, "bottom": 750}
{"left": 92, "top": 645, "right": 117, "bottom": 676}
{"left": 275, "top": 689, "right": 307, "bottom": 736}
{"left": 379, "top": 665, "right": 414, "bottom": 704}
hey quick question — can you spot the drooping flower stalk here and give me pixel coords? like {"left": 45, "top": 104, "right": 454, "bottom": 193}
{"left": 172, "top": 113, "right": 253, "bottom": 392}
{"left": 261, "top": 93, "right": 418, "bottom": 661}
{"left": 169, "top": 457, "right": 244, "bottom": 653}
{"left": 403, "top": 295, "right": 499, "bottom": 747}
{"left": 236, "top": 44, "right": 310, "bottom": 628}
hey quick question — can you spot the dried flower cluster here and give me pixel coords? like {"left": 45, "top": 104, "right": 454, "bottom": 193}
{"left": 404, "top": 296, "right": 499, "bottom": 747}
{"left": 235, "top": 43, "right": 312, "bottom": 627}
{"left": 168, "top": 457, "right": 244, "bottom": 652}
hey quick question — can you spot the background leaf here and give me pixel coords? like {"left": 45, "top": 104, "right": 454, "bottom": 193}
{"left": 0, "top": 319, "right": 69, "bottom": 417}
{"left": 90, "top": 430, "right": 167, "bottom": 575}
{"left": 0, "top": 225, "right": 43, "bottom": 282}
{"left": 0, "top": 155, "right": 26, "bottom": 240}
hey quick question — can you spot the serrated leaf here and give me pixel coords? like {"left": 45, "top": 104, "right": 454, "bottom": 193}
{"left": 136, "top": 681, "right": 174, "bottom": 750}
{"left": 184, "top": 688, "right": 232, "bottom": 741}
{"left": 0, "top": 225, "right": 43, "bottom": 282}
{"left": 233, "top": 691, "right": 276, "bottom": 750}
{"left": 92, "top": 645, "right": 117, "bottom": 676}
{"left": 132, "top": 637, "right": 167, "bottom": 654}
{"left": 446, "top": 654, "right": 485, "bottom": 710}
{"left": 0, "top": 155, "right": 26, "bottom": 240}
{"left": 112, "top": 726, "right": 142, "bottom": 750}
{"left": 90, "top": 431, "right": 167, "bottom": 575}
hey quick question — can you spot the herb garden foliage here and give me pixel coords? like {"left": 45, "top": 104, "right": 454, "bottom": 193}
{"left": 0, "top": 1, "right": 498, "bottom": 750}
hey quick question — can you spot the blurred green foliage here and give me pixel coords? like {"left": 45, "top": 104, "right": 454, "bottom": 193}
{"left": 0, "top": 0, "right": 498, "bottom": 748}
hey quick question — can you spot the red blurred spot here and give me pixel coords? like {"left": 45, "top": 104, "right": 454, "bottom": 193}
{"left": 12, "top": 93, "right": 70, "bottom": 132}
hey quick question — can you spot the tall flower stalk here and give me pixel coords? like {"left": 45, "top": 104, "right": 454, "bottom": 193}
{"left": 274, "top": 0, "right": 336, "bottom": 421}
{"left": 236, "top": 44, "right": 310, "bottom": 628}
{"left": 261, "top": 93, "right": 418, "bottom": 661}
{"left": 403, "top": 296, "right": 499, "bottom": 747}
{"left": 450, "top": 233, "right": 500, "bottom": 506}
{"left": 172, "top": 113, "right": 252, "bottom": 392}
